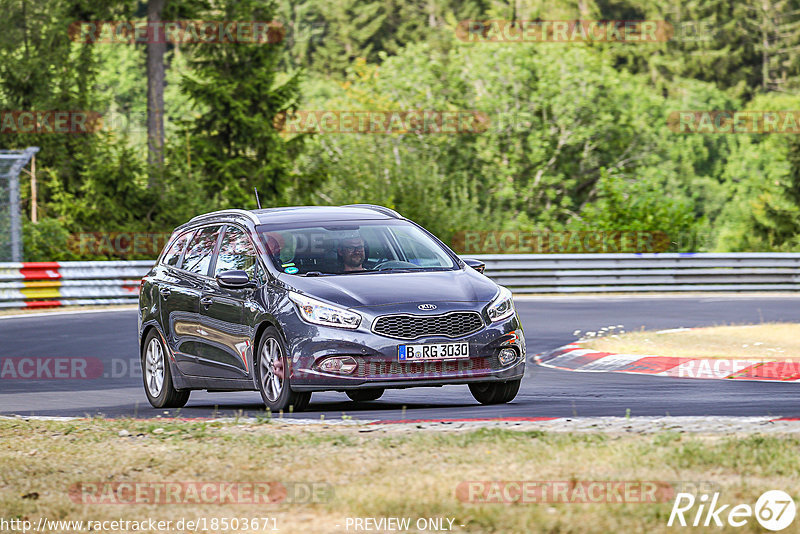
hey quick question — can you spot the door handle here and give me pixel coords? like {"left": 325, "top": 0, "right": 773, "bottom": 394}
{"left": 200, "top": 296, "right": 213, "bottom": 308}
{"left": 159, "top": 287, "right": 171, "bottom": 297}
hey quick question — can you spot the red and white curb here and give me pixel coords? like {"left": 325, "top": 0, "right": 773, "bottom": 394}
{"left": 534, "top": 343, "right": 800, "bottom": 382}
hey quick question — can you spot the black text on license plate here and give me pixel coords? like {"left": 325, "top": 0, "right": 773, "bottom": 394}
{"left": 398, "top": 342, "right": 469, "bottom": 361}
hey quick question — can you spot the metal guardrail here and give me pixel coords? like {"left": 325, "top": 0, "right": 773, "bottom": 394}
{"left": 0, "top": 260, "right": 152, "bottom": 308}
{"left": 1, "top": 253, "right": 799, "bottom": 308}
{"left": 474, "top": 253, "right": 800, "bottom": 293}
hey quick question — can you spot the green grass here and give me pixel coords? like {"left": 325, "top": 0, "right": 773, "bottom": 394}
{"left": 0, "top": 419, "right": 797, "bottom": 533}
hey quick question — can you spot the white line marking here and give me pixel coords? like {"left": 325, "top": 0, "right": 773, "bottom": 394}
{"left": 0, "top": 306, "right": 137, "bottom": 320}
{"left": 512, "top": 293, "right": 800, "bottom": 301}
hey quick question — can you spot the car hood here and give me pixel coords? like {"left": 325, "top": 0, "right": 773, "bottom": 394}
{"left": 279, "top": 268, "right": 500, "bottom": 309}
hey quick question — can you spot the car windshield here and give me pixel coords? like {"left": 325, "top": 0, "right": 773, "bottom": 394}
{"left": 255, "top": 220, "right": 458, "bottom": 275}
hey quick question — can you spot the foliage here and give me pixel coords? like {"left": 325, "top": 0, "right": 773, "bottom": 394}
{"left": 573, "top": 172, "right": 704, "bottom": 251}
{"left": 715, "top": 93, "right": 800, "bottom": 251}
{"left": 179, "top": 0, "right": 306, "bottom": 208}
{"left": 277, "top": 0, "right": 490, "bottom": 76}
{"left": 22, "top": 218, "right": 77, "bottom": 261}
{"left": 0, "top": 0, "right": 798, "bottom": 259}
{"left": 293, "top": 41, "right": 728, "bottom": 248}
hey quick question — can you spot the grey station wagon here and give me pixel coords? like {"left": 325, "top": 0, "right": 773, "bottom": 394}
{"left": 138, "top": 205, "right": 525, "bottom": 412}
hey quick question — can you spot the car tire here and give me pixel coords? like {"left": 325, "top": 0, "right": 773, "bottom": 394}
{"left": 469, "top": 379, "right": 521, "bottom": 405}
{"left": 142, "top": 330, "right": 190, "bottom": 409}
{"left": 255, "top": 327, "right": 311, "bottom": 412}
{"left": 346, "top": 388, "right": 384, "bottom": 402}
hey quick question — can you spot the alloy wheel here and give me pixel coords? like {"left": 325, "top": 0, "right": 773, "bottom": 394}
{"left": 144, "top": 337, "right": 165, "bottom": 397}
{"left": 260, "top": 338, "right": 285, "bottom": 402}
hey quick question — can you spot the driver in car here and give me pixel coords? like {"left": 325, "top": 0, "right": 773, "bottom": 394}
{"left": 338, "top": 235, "right": 366, "bottom": 272}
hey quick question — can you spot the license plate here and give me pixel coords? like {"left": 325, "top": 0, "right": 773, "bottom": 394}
{"left": 398, "top": 342, "right": 469, "bottom": 362}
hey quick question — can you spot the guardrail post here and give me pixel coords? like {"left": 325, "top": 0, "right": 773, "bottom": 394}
{"left": 0, "top": 147, "right": 40, "bottom": 261}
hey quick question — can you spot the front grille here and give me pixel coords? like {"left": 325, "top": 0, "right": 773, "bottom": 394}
{"left": 372, "top": 311, "right": 484, "bottom": 340}
{"left": 356, "top": 356, "right": 494, "bottom": 378}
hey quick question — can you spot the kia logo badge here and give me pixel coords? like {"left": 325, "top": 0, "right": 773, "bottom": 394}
{"left": 418, "top": 304, "right": 437, "bottom": 311}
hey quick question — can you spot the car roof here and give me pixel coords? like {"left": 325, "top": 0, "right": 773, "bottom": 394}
{"left": 253, "top": 205, "right": 399, "bottom": 224}
{"left": 182, "top": 205, "right": 401, "bottom": 230}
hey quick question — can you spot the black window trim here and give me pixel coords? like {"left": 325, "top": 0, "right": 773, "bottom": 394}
{"left": 175, "top": 229, "right": 197, "bottom": 270}
{"left": 173, "top": 223, "right": 224, "bottom": 279}
{"left": 208, "top": 223, "right": 269, "bottom": 285}
{"left": 159, "top": 228, "right": 195, "bottom": 269}
{"left": 161, "top": 221, "right": 270, "bottom": 285}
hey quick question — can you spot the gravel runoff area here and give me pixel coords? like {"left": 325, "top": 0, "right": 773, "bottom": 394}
{"left": 5, "top": 415, "right": 800, "bottom": 434}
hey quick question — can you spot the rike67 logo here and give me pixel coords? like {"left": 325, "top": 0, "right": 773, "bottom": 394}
{"left": 669, "top": 490, "right": 796, "bottom": 531}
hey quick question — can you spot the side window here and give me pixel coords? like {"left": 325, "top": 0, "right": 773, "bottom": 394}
{"left": 162, "top": 231, "right": 192, "bottom": 268}
{"left": 182, "top": 226, "right": 222, "bottom": 276}
{"left": 214, "top": 226, "right": 258, "bottom": 279}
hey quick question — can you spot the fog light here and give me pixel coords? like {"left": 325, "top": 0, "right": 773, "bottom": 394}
{"left": 498, "top": 347, "right": 517, "bottom": 365}
{"left": 319, "top": 356, "right": 357, "bottom": 374}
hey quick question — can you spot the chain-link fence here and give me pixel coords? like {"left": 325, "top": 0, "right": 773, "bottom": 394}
{"left": 0, "top": 148, "right": 39, "bottom": 261}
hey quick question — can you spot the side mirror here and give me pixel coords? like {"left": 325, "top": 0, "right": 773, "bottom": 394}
{"left": 216, "top": 270, "right": 256, "bottom": 289}
{"left": 463, "top": 258, "right": 486, "bottom": 274}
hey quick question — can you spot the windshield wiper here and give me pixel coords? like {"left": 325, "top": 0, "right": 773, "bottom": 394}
{"left": 325, "top": 267, "right": 450, "bottom": 275}
{"left": 378, "top": 266, "right": 453, "bottom": 272}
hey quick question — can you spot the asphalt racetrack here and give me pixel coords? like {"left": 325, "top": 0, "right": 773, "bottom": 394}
{"left": 2, "top": 295, "right": 800, "bottom": 420}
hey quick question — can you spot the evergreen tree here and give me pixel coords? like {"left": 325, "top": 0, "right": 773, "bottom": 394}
{"left": 715, "top": 94, "right": 800, "bottom": 251}
{"left": 750, "top": 135, "right": 800, "bottom": 248}
{"left": 180, "top": 0, "right": 304, "bottom": 208}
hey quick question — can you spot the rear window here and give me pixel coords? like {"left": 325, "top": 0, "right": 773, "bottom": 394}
{"left": 161, "top": 231, "right": 193, "bottom": 268}
{"left": 182, "top": 226, "right": 222, "bottom": 276}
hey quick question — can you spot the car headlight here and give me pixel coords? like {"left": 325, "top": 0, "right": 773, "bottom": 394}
{"left": 486, "top": 286, "right": 515, "bottom": 322}
{"left": 288, "top": 291, "right": 361, "bottom": 329}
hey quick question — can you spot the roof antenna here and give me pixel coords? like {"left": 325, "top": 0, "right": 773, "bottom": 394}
{"left": 254, "top": 186, "right": 262, "bottom": 210}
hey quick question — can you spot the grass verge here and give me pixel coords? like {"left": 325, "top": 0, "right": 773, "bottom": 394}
{"left": 582, "top": 323, "right": 800, "bottom": 360}
{"left": 1, "top": 419, "right": 798, "bottom": 533}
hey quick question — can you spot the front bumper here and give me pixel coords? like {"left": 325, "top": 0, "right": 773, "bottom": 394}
{"left": 284, "top": 312, "right": 525, "bottom": 392}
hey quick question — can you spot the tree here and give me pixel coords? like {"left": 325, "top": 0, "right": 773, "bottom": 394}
{"left": 180, "top": 0, "right": 305, "bottom": 208}
{"left": 147, "top": 0, "right": 167, "bottom": 187}
{"left": 0, "top": 0, "right": 139, "bottom": 225}
{"left": 292, "top": 38, "right": 724, "bottom": 246}
{"left": 714, "top": 94, "right": 800, "bottom": 250}
{"left": 276, "top": 0, "right": 491, "bottom": 77}
{"left": 572, "top": 172, "right": 702, "bottom": 251}
{"left": 597, "top": 0, "right": 800, "bottom": 100}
